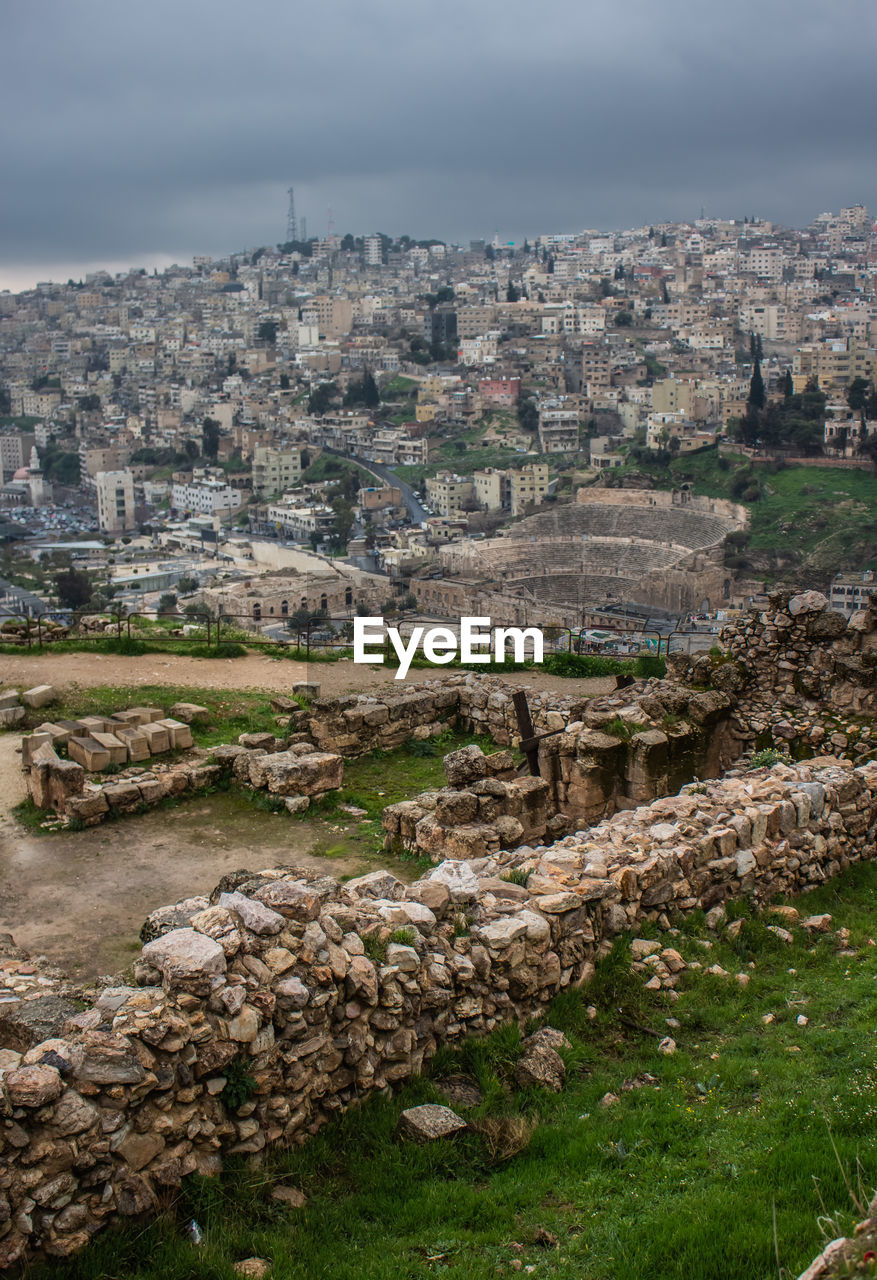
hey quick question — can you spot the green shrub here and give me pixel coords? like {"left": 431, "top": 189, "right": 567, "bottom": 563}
{"left": 500, "top": 867, "right": 530, "bottom": 886}
{"left": 388, "top": 927, "right": 416, "bottom": 947}
{"left": 362, "top": 933, "right": 387, "bottom": 964}
{"left": 750, "top": 747, "right": 790, "bottom": 768}
{"left": 221, "top": 1056, "right": 258, "bottom": 1110}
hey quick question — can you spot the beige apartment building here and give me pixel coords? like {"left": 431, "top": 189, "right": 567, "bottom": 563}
{"left": 251, "top": 445, "right": 302, "bottom": 498}
{"left": 426, "top": 470, "right": 474, "bottom": 517}
{"left": 96, "top": 469, "right": 136, "bottom": 534}
{"left": 510, "top": 461, "right": 549, "bottom": 516}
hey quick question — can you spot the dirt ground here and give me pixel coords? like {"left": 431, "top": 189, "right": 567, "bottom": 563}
{"left": 0, "top": 652, "right": 615, "bottom": 980}
{"left": 0, "top": 648, "right": 616, "bottom": 700}
{"left": 0, "top": 732, "right": 375, "bottom": 979}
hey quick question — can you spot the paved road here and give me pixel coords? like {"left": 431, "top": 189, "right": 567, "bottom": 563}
{"left": 323, "top": 447, "right": 429, "bottom": 524}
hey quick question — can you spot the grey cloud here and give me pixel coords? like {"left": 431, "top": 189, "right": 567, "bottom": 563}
{"left": 2, "top": 0, "right": 876, "bottom": 282}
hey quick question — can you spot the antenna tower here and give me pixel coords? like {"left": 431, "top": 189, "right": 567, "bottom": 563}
{"left": 286, "top": 187, "right": 298, "bottom": 244}
{"left": 327, "top": 206, "right": 335, "bottom": 239}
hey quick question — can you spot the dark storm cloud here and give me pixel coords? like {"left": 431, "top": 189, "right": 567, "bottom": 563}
{"left": 2, "top": 0, "right": 876, "bottom": 283}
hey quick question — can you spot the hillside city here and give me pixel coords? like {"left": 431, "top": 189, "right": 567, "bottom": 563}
{"left": 5, "top": 201, "right": 877, "bottom": 1280}
{"left": 1, "top": 202, "right": 876, "bottom": 644}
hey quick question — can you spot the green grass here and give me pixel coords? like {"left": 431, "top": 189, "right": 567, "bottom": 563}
{"left": 39, "top": 861, "right": 877, "bottom": 1280}
{"left": 0, "top": 635, "right": 247, "bottom": 661}
{"left": 618, "top": 446, "right": 877, "bottom": 573}
{"left": 19, "top": 683, "right": 279, "bottom": 747}
{"left": 381, "top": 375, "right": 418, "bottom": 397}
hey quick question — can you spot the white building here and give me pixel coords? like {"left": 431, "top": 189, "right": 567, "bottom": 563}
{"left": 171, "top": 478, "right": 242, "bottom": 517}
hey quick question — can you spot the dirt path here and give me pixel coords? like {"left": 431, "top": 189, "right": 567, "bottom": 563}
{"left": 0, "top": 653, "right": 616, "bottom": 979}
{"left": 0, "top": 649, "right": 616, "bottom": 699}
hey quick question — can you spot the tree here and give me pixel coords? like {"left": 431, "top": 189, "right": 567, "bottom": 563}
{"left": 748, "top": 360, "right": 765, "bottom": 411}
{"left": 279, "top": 373, "right": 290, "bottom": 389}
{"left": 308, "top": 382, "right": 337, "bottom": 415}
{"left": 176, "top": 575, "right": 199, "bottom": 595}
{"left": 329, "top": 498, "right": 354, "bottom": 550}
{"left": 257, "top": 320, "right": 277, "bottom": 344}
{"left": 847, "top": 377, "right": 871, "bottom": 414}
{"left": 782, "top": 369, "right": 794, "bottom": 399}
{"left": 183, "top": 438, "right": 200, "bottom": 461}
{"left": 202, "top": 417, "right": 221, "bottom": 459}
{"left": 157, "top": 592, "right": 178, "bottom": 615}
{"left": 613, "top": 311, "right": 633, "bottom": 327}
{"left": 506, "top": 282, "right": 520, "bottom": 303}
{"left": 55, "top": 568, "right": 93, "bottom": 610}
{"left": 518, "top": 396, "right": 539, "bottom": 434}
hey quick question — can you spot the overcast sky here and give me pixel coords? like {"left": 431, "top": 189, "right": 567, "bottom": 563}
{"left": 2, "top": 0, "right": 875, "bottom": 290}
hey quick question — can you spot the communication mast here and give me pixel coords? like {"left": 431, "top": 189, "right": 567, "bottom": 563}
{"left": 286, "top": 187, "right": 298, "bottom": 244}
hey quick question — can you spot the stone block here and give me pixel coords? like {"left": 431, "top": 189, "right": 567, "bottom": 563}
{"left": 68, "top": 736, "right": 112, "bottom": 772}
{"left": 28, "top": 750, "right": 85, "bottom": 812}
{"left": 65, "top": 791, "right": 110, "bottom": 820}
{"left": 33, "top": 721, "right": 73, "bottom": 748}
{"left": 140, "top": 722, "right": 171, "bottom": 754}
{"left": 90, "top": 732, "right": 129, "bottom": 767}
{"left": 0, "top": 689, "right": 20, "bottom": 710}
{"left": 21, "top": 732, "right": 52, "bottom": 769}
{"left": 0, "top": 705, "right": 25, "bottom": 726}
{"left": 398, "top": 1104, "right": 466, "bottom": 1143}
{"left": 156, "top": 717, "right": 194, "bottom": 749}
{"left": 79, "top": 716, "right": 114, "bottom": 736}
{"left": 262, "top": 750, "right": 343, "bottom": 796}
{"left": 168, "top": 702, "right": 210, "bottom": 725}
{"left": 293, "top": 681, "right": 321, "bottom": 698}
{"left": 114, "top": 725, "right": 151, "bottom": 761}
{"left": 20, "top": 685, "right": 56, "bottom": 709}
{"left": 103, "top": 782, "right": 144, "bottom": 810}
{"left": 115, "top": 706, "right": 164, "bottom": 725}
{"left": 56, "top": 719, "right": 87, "bottom": 736}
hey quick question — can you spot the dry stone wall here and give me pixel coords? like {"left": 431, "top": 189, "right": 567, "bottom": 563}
{"left": 668, "top": 590, "right": 877, "bottom": 761}
{"left": 2, "top": 754, "right": 876, "bottom": 1266}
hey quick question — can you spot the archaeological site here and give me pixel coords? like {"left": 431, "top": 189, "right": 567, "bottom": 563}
{"left": 1, "top": 588, "right": 877, "bottom": 1275}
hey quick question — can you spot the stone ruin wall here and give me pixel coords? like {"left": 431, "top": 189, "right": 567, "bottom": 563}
{"left": 2, "top": 749, "right": 875, "bottom": 1266}
{"left": 3, "top": 595, "right": 877, "bottom": 1264}
{"left": 574, "top": 486, "right": 749, "bottom": 526}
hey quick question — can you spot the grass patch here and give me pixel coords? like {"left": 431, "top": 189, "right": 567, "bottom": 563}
{"left": 0, "top": 636, "right": 247, "bottom": 660}
{"left": 618, "top": 446, "right": 877, "bottom": 574}
{"left": 39, "top": 862, "right": 877, "bottom": 1280}
{"left": 19, "top": 683, "right": 280, "bottom": 747}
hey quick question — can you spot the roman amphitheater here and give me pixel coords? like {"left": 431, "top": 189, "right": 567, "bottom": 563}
{"left": 413, "top": 488, "right": 747, "bottom": 627}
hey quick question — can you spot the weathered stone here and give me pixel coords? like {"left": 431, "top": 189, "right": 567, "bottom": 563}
{"left": 141, "top": 928, "right": 227, "bottom": 987}
{"left": 4, "top": 1064, "right": 63, "bottom": 1106}
{"left": 67, "top": 736, "right": 111, "bottom": 771}
{"left": 21, "top": 685, "right": 56, "bottom": 709}
{"left": 217, "top": 892, "right": 285, "bottom": 935}
{"left": 169, "top": 702, "right": 210, "bottom": 725}
{"left": 398, "top": 1104, "right": 467, "bottom": 1143}
{"left": 0, "top": 996, "right": 81, "bottom": 1051}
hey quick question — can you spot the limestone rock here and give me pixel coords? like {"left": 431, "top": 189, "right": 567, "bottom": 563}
{"left": 218, "top": 892, "right": 285, "bottom": 936}
{"left": 141, "top": 927, "right": 227, "bottom": 987}
{"left": 514, "top": 1034, "right": 566, "bottom": 1092}
{"left": 21, "top": 685, "right": 56, "bottom": 709}
{"left": 398, "top": 1104, "right": 467, "bottom": 1143}
{"left": 4, "top": 1064, "right": 63, "bottom": 1107}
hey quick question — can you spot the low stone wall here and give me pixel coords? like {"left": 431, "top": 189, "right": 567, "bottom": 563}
{"left": 382, "top": 681, "right": 740, "bottom": 863}
{"left": 2, "top": 755, "right": 875, "bottom": 1265}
